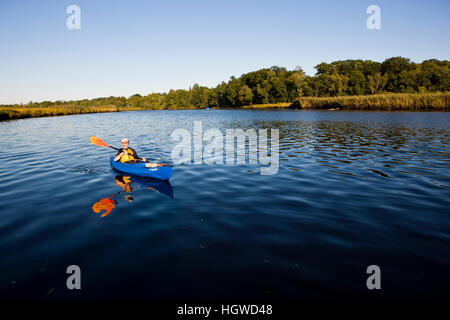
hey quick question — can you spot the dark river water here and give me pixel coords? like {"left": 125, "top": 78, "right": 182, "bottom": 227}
{"left": 0, "top": 110, "right": 449, "bottom": 300}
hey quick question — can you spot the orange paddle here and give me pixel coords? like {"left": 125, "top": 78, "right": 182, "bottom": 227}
{"left": 90, "top": 136, "right": 121, "bottom": 151}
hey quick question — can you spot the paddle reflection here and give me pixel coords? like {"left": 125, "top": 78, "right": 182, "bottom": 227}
{"left": 92, "top": 175, "right": 174, "bottom": 218}
{"left": 92, "top": 195, "right": 117, "bottom": 218}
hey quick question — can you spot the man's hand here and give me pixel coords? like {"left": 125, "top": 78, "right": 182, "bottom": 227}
{"left": 141, "top": 157, "right": 146, "bottom": 162}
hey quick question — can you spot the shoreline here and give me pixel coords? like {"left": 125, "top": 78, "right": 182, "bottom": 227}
{"left": 1, "top": 92, "right": 449, "bottom": 121}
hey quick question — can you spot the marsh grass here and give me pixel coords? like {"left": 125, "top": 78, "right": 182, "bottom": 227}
{"left": 290, "top": 92, "right": 449, "bottom": 111}
{"left": 241, "top": 103, "right": 291, "bottom": 109}
{"left": 0, "top": 105, "right": 163, "bottom": 121}
{"left": 0, "top": 106, "right": 117, "bottom": 121}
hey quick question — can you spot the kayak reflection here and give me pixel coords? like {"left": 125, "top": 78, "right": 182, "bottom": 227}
{"left": 122, "top": 175, "right": 174, "bottom": 199}
{"left": 92, "top": 174, "right": 174, "bottom": 218}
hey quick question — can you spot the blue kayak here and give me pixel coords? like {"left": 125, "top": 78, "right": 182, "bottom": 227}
{"left": 110, "top": 157, "right": 173, "bottom": 181}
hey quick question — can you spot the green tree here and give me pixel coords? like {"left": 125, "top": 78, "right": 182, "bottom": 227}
{"left": 381, "top": 57, "right": 417, "bottom": 92}
{"left": 367, "top": 72, "right": 388, "bottom": 94}
{"left": 287, "top": 67, "right": 306, "bottom": 99}
{"left": 238, "top": 85, "right": 253, "bottom": 106}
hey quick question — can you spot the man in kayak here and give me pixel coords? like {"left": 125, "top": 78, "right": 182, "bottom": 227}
{"left": 114, "top": 138, "right": 146, "bottom": 164}
{"left": 114, "top": 138, "right": 166, "bottom": 167}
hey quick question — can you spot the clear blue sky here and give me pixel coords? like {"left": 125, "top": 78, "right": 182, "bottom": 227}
{"left": 0, "top": 0, "right": 449, "bottom": 104}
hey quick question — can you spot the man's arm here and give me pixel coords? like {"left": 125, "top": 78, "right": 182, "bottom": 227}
{"left": 131, "top": 148, "right": 145, "bottom": 161}
{"left": 114, "top": 149, "right": 124, "bottom": 162}
{"left": 131, "top": 148, "right": 139, "bottom": 159}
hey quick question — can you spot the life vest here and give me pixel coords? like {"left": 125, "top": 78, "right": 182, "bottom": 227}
{"left": 120, "top": 148, "right": 137, "bottom": 163}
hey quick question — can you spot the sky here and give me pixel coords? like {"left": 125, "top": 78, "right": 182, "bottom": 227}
{"left": 0, "top": 0, "right": 449, "bottom": 104}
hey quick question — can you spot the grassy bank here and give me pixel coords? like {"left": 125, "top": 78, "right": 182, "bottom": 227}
{"left": 0, "top": 106, "right": 119, "bottom": 121}
{"left": 0, "top": 105, "right": 201, "bottom": 121}
{"left": 241, "top": 103, "right": 291, "bottom": 109}
{"left": 289, "top": 92, "right": 449, "bottom": 111}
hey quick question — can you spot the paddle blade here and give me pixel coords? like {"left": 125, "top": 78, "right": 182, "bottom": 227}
{"left": 90, "top": 136, "right": 110, "bottom": 147}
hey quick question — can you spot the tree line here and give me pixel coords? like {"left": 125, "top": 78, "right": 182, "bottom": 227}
{"left": 4, "top": 57, "right": 449, "bottom": 109}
